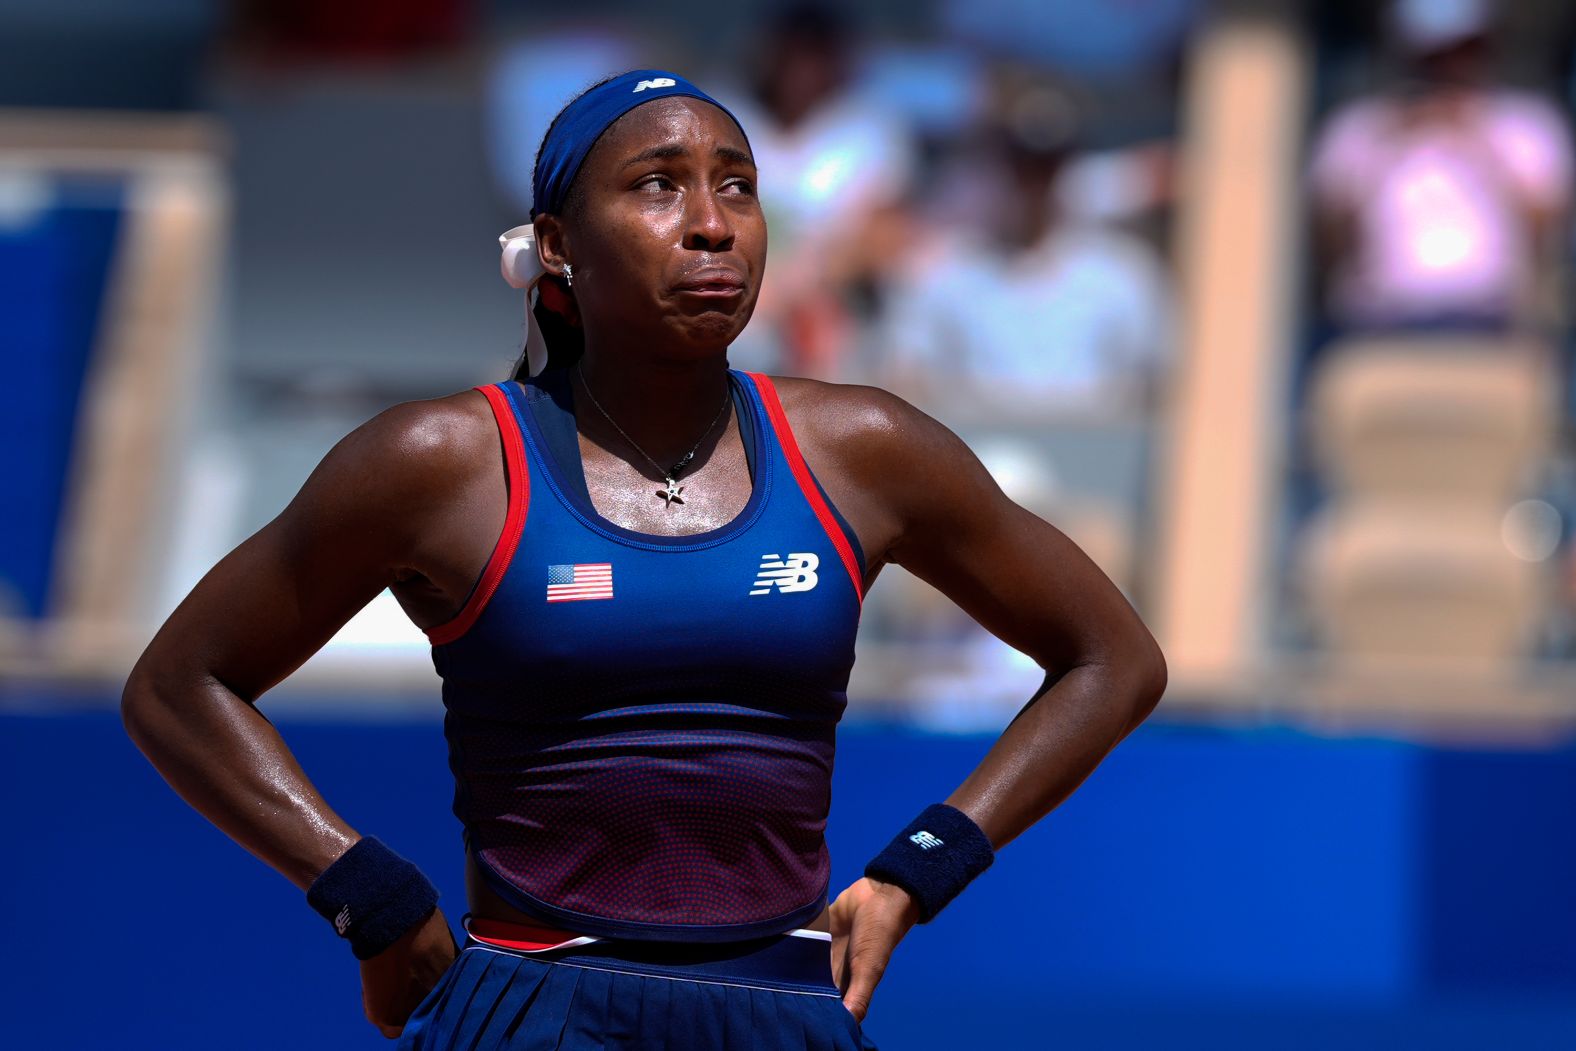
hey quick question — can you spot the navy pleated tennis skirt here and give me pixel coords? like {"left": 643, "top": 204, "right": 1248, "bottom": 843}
{"left": 395, "top": 920, "right": 880, "bottom": 1051}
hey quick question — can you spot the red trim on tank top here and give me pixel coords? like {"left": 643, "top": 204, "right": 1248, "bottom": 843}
{"left": 425, "top": 384, "right": 530, "bottom": 645}
{"left": 745, "top": 372, "right": 863, "bottom": 605}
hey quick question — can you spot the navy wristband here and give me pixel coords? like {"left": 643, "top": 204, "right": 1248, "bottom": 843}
{"left": 863, "top": 803, "right": 994, "bottom": 924}
{"left": 306, "top": 836, "right": 440, "bottom": 960}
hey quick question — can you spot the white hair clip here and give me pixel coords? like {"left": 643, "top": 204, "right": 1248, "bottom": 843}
{"left": 498, "top": 223, "right": 549, "bottom": 377}
{"left": 498, "top": 224, "right": 544, "bottom": 289}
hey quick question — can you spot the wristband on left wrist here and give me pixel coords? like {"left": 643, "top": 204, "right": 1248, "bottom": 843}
{"left": 863, "top": 803, "right": 994, "bottom": 924}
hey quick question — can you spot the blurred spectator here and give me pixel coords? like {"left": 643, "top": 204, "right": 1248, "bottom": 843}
{"left": 719, "top": 2, "right": 919, "bottom": 378}
{"left": 1309, "top": 0, "right": 1574, "bottom": 333}
{"left": 875, "top": 85, "right": 1175, "bottom": 416}
{"left": 936, "top": 0, "right": 1199, "bottom": 83}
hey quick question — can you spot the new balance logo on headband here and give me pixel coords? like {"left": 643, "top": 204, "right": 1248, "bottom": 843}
{"left": 633, "top": 78, "right": 677, "bottom": 93}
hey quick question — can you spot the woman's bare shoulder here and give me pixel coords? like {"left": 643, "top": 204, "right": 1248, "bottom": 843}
{"left": 279, "top": 385, "right": 504, "bottom": 542}
{"left": 332, "top": 387, "right": 498, "bottom": 488}
{"left": 763, "top": 375, "right": 959, "bottom": 468}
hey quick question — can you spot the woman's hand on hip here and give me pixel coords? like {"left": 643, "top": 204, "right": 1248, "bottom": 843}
{"left": 359, "top": 906, "right": 459, "bottom": 1039}
{"left": 829, "top": 876, "right": 920, "bottom": 1023}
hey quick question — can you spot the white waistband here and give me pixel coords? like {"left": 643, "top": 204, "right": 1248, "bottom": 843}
{"left": 785, "top": 928, "right": 832, "bottom": 942}
{"left": 516, "top": 928, "right": 831, "bottom": 946}
{"left": 463, "top": 916, "right": 832, "bottom": 952}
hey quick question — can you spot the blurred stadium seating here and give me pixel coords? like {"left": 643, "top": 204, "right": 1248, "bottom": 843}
{"left": 1299, "top": 337, "right": 1558, "bottom": 672}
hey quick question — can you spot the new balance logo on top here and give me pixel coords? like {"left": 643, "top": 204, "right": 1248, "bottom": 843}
{"left": 633, "top": 77, "right": 676, "bottom": 93}
{"left": 750, "top": 552, "right": 820, "bottom": 595}
{"left": 909, "top": 831, "right": 944, "bottom": 850}
{"left": 334, "top": 905, "right": 353, "bottom": 935}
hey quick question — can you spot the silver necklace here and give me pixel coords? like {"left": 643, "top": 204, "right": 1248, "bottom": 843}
{"left": 574, "top": 361, "right": 732, "bottom": 506}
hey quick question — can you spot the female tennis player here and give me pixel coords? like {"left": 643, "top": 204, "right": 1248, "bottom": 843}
{"left": 122, "top": 70, "right": 1166, "bottom": 1049}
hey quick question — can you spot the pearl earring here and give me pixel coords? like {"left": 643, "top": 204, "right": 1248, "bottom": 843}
{"left": 563, "top": 263, "right": 573, "bottom": 287}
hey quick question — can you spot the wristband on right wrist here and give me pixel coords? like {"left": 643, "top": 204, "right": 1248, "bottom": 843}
{"left": 306, "top": 836, "right": 440, "bottom": 960}
{"left": 863, "top": 802, "right": 995, "bottom": 924}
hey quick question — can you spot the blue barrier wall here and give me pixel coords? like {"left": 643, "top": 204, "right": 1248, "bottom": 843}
{"left": 0, "top": 183, "right": 123, "bottom": 619}
{"left": 4, "top": 703, "right": 1574, "bottom": 1050}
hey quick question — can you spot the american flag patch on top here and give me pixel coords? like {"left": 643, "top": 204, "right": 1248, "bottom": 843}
{"left": 545, "top": 563, "right": 614, "bottom": 602}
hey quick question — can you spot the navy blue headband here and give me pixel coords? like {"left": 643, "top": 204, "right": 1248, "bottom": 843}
{"left": 531, "top": 69, "right": 749, "bottom": 218}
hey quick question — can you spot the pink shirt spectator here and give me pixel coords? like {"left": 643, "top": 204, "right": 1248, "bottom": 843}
{"left": 1310, "top": 90, "right": 1573, "bottom": 326}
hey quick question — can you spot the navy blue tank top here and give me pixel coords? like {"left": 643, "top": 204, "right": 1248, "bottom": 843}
{"left": 423, "top": 367, "right": 865, "bottom": 942}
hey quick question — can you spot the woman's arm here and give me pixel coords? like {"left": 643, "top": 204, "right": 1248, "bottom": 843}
{"left": 815, "top": 385, "right": 1166, "bottom": 1019}
{"left": 879, "top": 406, "right": 1167, "bottom": 845}
{"left": 121, "top": 393, "right": 497, "bottom": 1036}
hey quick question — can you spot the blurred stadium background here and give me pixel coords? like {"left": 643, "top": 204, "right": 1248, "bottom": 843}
{"left": 6, "top": 0, "right": 1576, "bottom": 1047}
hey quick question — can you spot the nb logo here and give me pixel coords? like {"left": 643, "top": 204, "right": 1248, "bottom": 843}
{"left": 909, "top": 831, "right": 944, "bottom": 850}
{"left": 750, "top": 552, "right": 820, "bottom": 595}
{"left": 633, "top": 78, "right": 677, "bottom": 93}
{"left": 334, "top": 905, "right": 353, "bottom": 935}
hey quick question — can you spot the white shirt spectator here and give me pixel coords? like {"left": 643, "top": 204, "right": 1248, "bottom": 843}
{"left": 725, "top": 92, "right": 916, "bottom": 255}
{"left": 880, "top": 225, "right": 1174, "bottom": 412}
{"left": 720, "top": 90, "right": 917, "bottom": 373}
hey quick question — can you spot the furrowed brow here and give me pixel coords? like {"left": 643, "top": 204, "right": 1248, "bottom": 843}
{"left": 619, "top": 143, "right": 755, "bottom": 169}
{"left": 621, "top": 143, "right": 689, "bottom": 168}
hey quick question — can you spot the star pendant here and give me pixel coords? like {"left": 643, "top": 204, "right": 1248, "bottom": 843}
{"left": 659, "top": 477, "right": 685, "bottom": 505}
